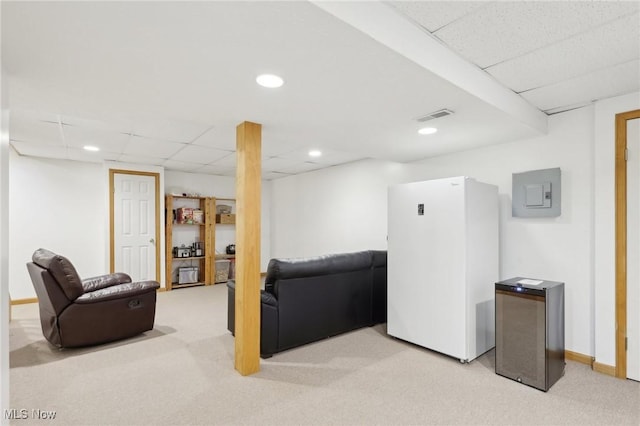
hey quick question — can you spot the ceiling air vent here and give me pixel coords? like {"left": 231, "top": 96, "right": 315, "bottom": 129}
{"left": 415, "top": 109, "right": 454, "bottom": 122}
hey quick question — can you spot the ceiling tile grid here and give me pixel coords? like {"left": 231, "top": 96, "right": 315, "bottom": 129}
{"left": 62, "top": 124, "right": 131, "bottom": 152}
{"left": 10, "top": 140, "right": 68, "bottom": 160}
{"left": 130, "top": 118, "right": 211, "bottom": 143}
{"left": 121, "top": 135, "right": 186, "bottom": 158}
{"left": 486, "top": 12, "right": 640, "bottom": 94}
{"left": 521, "top": 59, "right": 640, "bottom": 112}
{"left": 116, "top": 154, "right": 166, "bottom": 167}
{"left": 387, "top": 1, "right": 489, "bottom": 32}
{"left": 192, "top": 164, "right": 236, "bottom": 177}
{"left": 169, "top": 144, "right": 231, "bottom": 165}
{"left": 431, "top": 1, "right": 639, "bottom": 69}
{"left": 5, "top": 1, "right": 640, "bottom": 178}
{"left": 10, "top": 117, "right": 64, "bottom": 146}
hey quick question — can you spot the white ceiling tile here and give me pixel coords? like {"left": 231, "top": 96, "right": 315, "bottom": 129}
{"left": 521, "top": 59, "right": 640, "bottom": 111}
{"left": 193, "top": 164, "right": 235, "bottom": 176}
{"left": 262, "top": 157, "right": 300, "bottom": 172}
{"left": 132, "top": 118, "right": 212, "bottom": 143}
{"left": 60, "top": 114, "right": 133, "bottom": 134}
{"left": 277, "top": 148, "right": 365, "bottom": 165}
{"left": 544, "top": 101, "right": 594, "bottom": 116}
{"left": 4, "top": 0, "right": 640, "bottom": 177}
{"left": 169, "top": 144, "right": 231, "bottom": 164}
{"left": 262, "top": 171, "right": 292, "bottom": 181}
{"left": 122, "top": 135, "right": 186, "bottom": 158}
{"left": 276, "top": 161, "right": 325, "bottom": 175}
{"left": 191, "top": 127, "right": 236, "bottom": 151}
{"left": 435, "top": 1, "right": 639, "bottom": 68}
{"left": 10, "top": 108, "right": 61, "bottom": 125}
{"left": 117, "top": 154, "right": 166, "bottom": 166}
{"left": 10, "top": 140, "right": 68, "bottom": 159}
{"left": 261, "top": 135, "right": 303, "bottom": 158}
{"left": 210, "top": 153, "right": 236, "bottom": 168}
{"left": 162, "top": 159, "right": 205, "bottom": 172}
{"left": 388, "top": 1, "right": 489, "bottom": 32}
{"left": 66, "top": 147, "right": 120, "bottom": 163}
{"left": 487, "top": 13, "right": 640, "bottom": 93}
{"left": 9, "top": 116, "right": 64, "bottom": 146}
{"left": 62, "top": 124, "right": 131, "bottom": 151}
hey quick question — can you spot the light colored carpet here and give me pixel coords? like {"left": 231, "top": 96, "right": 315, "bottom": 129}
{"left": 9, "top": 284, "right": 639, "bottom": 425}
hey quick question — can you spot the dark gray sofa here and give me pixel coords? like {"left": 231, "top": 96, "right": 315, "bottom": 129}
{"left": 227, "top": 250, "right": 387, "bottom": 358}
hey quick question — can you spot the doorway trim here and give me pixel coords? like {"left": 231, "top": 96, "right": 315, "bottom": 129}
{"left": 615, "top": 109, "right": 640, "bottom": 379}
{"left": 108, "top": 169, "right": 161, "bottom": 281}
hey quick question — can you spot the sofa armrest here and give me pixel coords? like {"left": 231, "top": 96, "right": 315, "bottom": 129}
{"left": 82, "top": 273, "right": 132, "bottom": 293}
{"left": 261, "top": 290, "right": 278, "bottom": 307}
{"left": 260, "top": 290, "right": 278, "bottom": 358}
{"left": 227, "top": 281, "right": 236, "bottom": 334}
{"left": 227, "top": 281, "right": 279, "bottom": 335}
{"left": 75, "top": 281, "right": 159, "bottom": 304}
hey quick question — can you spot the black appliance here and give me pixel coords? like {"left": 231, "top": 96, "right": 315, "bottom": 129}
{"left": 495, "top": 277, "right": 565, "bottom": 392}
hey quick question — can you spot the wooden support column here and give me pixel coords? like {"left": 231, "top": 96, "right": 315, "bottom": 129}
{"left": 234, "top": 121, "right": 262, "bottom": 375}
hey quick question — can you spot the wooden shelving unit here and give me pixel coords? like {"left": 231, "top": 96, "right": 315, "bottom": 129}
{"left": 165, "top": 195, "right": 214, "bottom": 290}
{"left": 212, "top": 197, "right": 236, "bottom": 284}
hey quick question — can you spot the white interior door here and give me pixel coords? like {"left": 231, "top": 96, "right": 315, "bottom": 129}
{"left": 113, "top": 172, "right": 157, "bottom": 282}
{"left": 627, "top": 118, "right": 639, "bottom": 381}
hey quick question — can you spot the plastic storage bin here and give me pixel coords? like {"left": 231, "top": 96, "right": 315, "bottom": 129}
{"left": 215, "top": 260, "right": 231, "bottom": 283}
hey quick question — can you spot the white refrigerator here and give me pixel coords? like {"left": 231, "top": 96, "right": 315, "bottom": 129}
{"left": 387, "top": 176, "right": 498, "bottom": 362}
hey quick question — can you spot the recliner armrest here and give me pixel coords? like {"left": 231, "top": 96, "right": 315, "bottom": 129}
{"left": 75, "top": 281, "right": 159, "bottom": 304}
{"left": 82, "top": 273, "right": 132, "bottom": 293}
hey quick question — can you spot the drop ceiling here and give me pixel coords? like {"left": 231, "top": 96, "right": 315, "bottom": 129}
{"left": 2, "top": 1, "right": 638, "bottom": 180}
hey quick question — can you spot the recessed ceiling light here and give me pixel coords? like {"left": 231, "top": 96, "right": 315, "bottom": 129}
{"left": 418, "top": 127, "right": 438, "bottom": 135}
{"left": 256, "top": 74, "right": 284, "bottom": 88}
{"left": 308, "top": 150, "right": 322, "bottom": 157}
{"left": 83, "top": 145, "right": 100, "bottom": 152}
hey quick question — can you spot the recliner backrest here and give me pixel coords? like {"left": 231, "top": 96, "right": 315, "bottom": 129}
{"left": 31, "top": 248, "right": 84, "bottom": 301}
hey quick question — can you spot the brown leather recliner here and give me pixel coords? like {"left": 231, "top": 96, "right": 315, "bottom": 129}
{"left": 26, "top": 248, "right": 160, "bottom": 348}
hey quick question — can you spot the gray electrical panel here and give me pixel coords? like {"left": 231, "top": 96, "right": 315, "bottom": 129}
{"left": 512, "top": 167, "right": 561, "bottom": 217}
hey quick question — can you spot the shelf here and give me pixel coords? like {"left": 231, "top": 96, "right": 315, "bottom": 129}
{"left": 215, "top": 254, "right": 235, "bottom": 259}
{"left": 170, "top": 282, "right": 206, "bottom": 289}
{"left": 171, "top": 195, "right": 206, "bottom": 199}
{"left": 166, "top": 195, "right": 214, "bottom": 291}
{"left": 166, "top": 195, "right": 236, "bottom": 291}
{"left": 215, "top": 214, "right": 235, "bottom": 225}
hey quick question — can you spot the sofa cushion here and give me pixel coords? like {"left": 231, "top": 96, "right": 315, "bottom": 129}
{"left": 32, "top": 248, "right": 84, "bottom": 301}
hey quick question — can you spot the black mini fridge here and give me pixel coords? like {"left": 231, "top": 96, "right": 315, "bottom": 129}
{"left": 495, "top": 277, "right": 565, "bottom": 391}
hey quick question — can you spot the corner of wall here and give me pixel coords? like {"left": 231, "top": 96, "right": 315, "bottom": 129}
{"left": 1, "top": 62, "right": 12, "bottom": 424}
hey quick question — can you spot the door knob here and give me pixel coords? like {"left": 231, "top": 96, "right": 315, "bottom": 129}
{"left": 150, "top": 238, "right": 155, "bottom": 244}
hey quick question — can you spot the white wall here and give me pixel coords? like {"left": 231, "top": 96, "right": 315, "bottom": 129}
{"left": 593, "top": 92, "right": 640, "bottom": 366}
{"left": 270, "top": 106, "right": 595, "bottom": 356}
{"left": 1, "top": 63, "right": 11, "bottom": 425}
{"left": 270, "top": 159, "right": 412, "bottom": 258}
{"left": 409, "top": 106, "right": 594, "bottom": 356}
{"left": 9, "top": 160, "right": 273, "bottom": 298}
{"left": 9, "top": 151, "right": 106, "bottom": 299}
